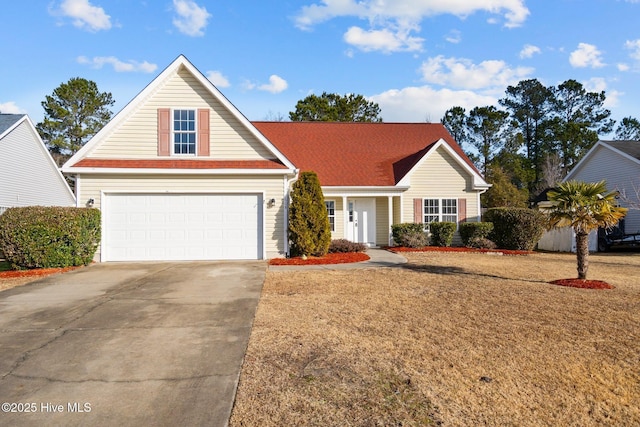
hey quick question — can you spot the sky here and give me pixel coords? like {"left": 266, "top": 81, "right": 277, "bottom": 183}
{"left": 2, "top": 0, "right": 640, "bottom": 133}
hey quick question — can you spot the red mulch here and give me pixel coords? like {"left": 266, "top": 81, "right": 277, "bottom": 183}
{"left": 549, "top": 278, "right": 614, "bottom": 290}
{"left": 388, "top": 246, "right": 532, "bottom": 256}
{"left": 269, "top": 252, "right": 370, "bottom": 266}
{"left": 0, "top": 266, "right": 81, "bottom": 279}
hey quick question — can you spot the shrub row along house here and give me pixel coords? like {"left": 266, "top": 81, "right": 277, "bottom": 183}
{"left": 62, "top": 56, "right": 489, "bottom": 261}
{"left": 61, "top": 55, "right": 490, "bottom": 262}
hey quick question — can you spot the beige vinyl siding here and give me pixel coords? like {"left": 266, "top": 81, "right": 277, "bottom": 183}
{"left": 402, "top": 145, "right": 480, "bottom": 244}
{"left": 78, "top": 173, "right": 287, "bottom": 259}
{"left": 569, "top": 145, "right": 640, "bottom": 234}
{"left": 91, "top": 66, "right": 274, "bottom": 160}
{"left": 375, "top": 197, "right": 390, "bottom": 246}
{"left": 0, "top": 120, "right": 75, "bottom": 207}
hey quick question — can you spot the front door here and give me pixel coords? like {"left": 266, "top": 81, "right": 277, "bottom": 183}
{"left": 346, "top": 198, "right": 376, "bottom": 246}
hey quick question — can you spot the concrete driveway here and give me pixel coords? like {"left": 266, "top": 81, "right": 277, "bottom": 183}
{"left": 0, "top": 261, "right": 265, "bottom": 426}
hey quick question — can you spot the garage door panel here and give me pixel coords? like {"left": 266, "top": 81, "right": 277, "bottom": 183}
{"left": 104, "top": 193, "right": 261, "bottom": 261}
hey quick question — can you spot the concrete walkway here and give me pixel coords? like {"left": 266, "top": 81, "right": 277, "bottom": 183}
{"left": 268, "top": 248, "right": 407, "bottom": 271}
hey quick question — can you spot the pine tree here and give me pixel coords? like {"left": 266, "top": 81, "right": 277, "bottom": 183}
{"left": 288, "top": 171, "right": 331, "bottom": 257}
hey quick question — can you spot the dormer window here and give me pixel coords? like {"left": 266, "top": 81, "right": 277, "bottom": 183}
{"left": 173, "top": 109, "right": 196, "bottom": 155}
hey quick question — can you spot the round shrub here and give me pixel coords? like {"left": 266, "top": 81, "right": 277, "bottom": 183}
{"left": 484, "top": 207, "right": 546, "bottom": 251}
{"left": 328, "top": 239, "right": 367, "bottom": 253}
{"left": 429, "top": 222, "right": 456, "bottom": 247}
{"left": 391, "top": 223, "right": 428, "bottom": 248}
{"left": 0, "top": 206, "right": 101, "bottom": 269}
{"left": 459, "top": 222, "right": 494, "bottom": 247}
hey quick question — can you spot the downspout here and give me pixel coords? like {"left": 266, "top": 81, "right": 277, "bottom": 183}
{"left": 283, "top": 169, "right": 300, "bottom": 257}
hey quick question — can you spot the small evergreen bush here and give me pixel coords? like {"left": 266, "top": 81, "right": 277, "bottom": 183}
{"left": 391, "top": 223, "right": 428, "bottom": 248}
{"left": 467, "top": 237, "right": 497, "bottom": 249}
{"left": 459, "top": 222, "right": 494, "bottom": 247}
{"left": 288, "top": 171, "right": 331, "bottom": 257}
{"left": 484, "top": 207, "right": 546, "bottom": 251}
{"left": 0, "top": 206, "right": 101, "bottom": 269}
{"left": 328, "top": 239, "right": 367, "bottom": 253}
{"left": 429, "top": 222, "right": 456, "bottom": 247}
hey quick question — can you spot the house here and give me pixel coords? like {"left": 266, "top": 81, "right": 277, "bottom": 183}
{"left": 62, "top": 55, "right": 489, "bottom": 262}
{"left": 0, "top": 114, "right": 76, "bottom": 215}
{"left": 537, "top": 140, "right": 640, "bottom": 252}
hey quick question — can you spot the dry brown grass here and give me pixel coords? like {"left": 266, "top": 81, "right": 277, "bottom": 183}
{"left": 231, "top": 251, "right": 640, "bottom": 426}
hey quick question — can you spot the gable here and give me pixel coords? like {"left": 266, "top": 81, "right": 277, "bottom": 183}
{"left": 0, "top": 116, "right": 75, "bottom": 207}
{"left": 64, "top": 56, "right": 295, "bottom": 173}
{"left": 566, "top": 141, "right": 640, "bottom": 184}
{"left": 88, "top": 66, "right": 274, "bottom": 161}
{"left": 405, "top": 144, "right": 473, "bottom": 193}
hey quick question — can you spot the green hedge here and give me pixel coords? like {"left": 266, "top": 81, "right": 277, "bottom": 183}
{"left": 429, "top": 222, "right": 456, "bottom": 247}
{"left": 459, "top": 222, "right": 494, "bottom": 247}
{"left": 328, "top": 239, "right": 367, "bottom": 253}
{"left": 484, "top": 207, "right": 546, "bottom": 251}
{"left": 0, "top": 206, "right": 101, "bottom": 269}
{"left": 391, "top": 223, "right": 428, "bottom": 248}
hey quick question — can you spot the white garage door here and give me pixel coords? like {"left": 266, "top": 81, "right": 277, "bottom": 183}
{"left": 104, "top": 193, "right": 262, "bottom": 261}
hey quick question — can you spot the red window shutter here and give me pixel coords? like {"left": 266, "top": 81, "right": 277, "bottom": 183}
{"left": 157, "top": 108, "right": 171, "bottom": 156}
{"left": 198, "top": 109, "right": 210, "bottom": 156}
{"left": 413, "top": 198, "right": 423, "bottom": 223}
{"left": 458, "top": 198, "right": 467, "bottom": 223}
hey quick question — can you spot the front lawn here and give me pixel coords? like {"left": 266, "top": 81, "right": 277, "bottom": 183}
{"left": 231, "top": 251, "right": 640, "bottom": 426}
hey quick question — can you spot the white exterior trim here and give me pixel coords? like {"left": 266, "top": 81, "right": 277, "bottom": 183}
{"left": 63, "top": 55, "right": 296, "bottom": 171}
{"left": 396, "top": 139, "right": 490, "bottom": 190}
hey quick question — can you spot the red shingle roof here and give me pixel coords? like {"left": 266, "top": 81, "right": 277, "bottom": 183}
{"left": 253, "top": 122, "right": 476, "bottom": 186}
{"left": 71, "top": 158, "right": 288, "bottom": 169}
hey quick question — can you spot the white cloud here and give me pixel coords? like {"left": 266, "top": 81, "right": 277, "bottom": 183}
{"left": 370, "top": 85, "right": 497, "bottom": 122}
{"left": 294, "top": 0, "right": 528, "bottom": 53}
{"left": 569, "top": 43, "right": 605, "bottom": 68}
{"left": 295, "top": 0, "right": 529, "bottom": 29}
{"left": 618, "top": 63, "right": 630, "bottom": 72}
{"left": 0, "top": 101, "right": 26, "bottom": 114}
{"left": 584, "top": 77, "right": 621, "bottom": 108}
{"left": 55, "top": 0, "right": 111, "bottom": 31}
{"left": 445, "top": 29, "right": 461, "bottom": 44}
{"left": 344, "top": 25, "right": 423, "bottom": 53}
{"left": 258, "top": 75, "right": 289, "bottom": 94}
{"left": 172, "top": 0, "right": 211, "bottom": 37}
{"left": 419, "top": 55, "right": 533, "bottom": 90}
{"left": 206, "top": 71, "right": 230, "bottom": 88}
{"left": 625, "top": 39, "right": 640, "bottom": 60}
{"left": 519, "top": 44, "right": 541, "bottom": 59}
{"left": 77, "top": 56, "right": 157, "bottom": 73}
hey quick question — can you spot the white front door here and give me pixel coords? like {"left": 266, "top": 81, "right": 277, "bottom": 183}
{"left": 346, "top": 198, "right": 376, "bottom": 246}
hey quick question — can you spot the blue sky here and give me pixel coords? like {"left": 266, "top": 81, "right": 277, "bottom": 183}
{"left": 2, "top": 0, "right": 640, "bottom": 132}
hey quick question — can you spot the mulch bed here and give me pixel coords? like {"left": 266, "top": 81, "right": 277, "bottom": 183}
{"left": 389, "top": 246, "right": 533, "bottom": 256}
{"left": 269, "top": 252, "right": 370, "bottom": 266}
{"left": 0, "top": 266, "right": 81, "bottom": 279}
{"left": 549, "top": 278, "right": 614, "bottom": 290}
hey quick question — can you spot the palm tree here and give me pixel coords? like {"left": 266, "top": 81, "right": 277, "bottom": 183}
{"left": 547, "top": 180, "right": 627, "bottom": 279}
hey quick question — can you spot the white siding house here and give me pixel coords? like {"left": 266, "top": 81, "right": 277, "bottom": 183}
{"left": 538, "top": 140, "right": 640, "bottom": 252}
{"left": 0, "top": 114, "right": 75, "bottom": 213}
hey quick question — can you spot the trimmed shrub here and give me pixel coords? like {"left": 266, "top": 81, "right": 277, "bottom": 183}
{"left": 328, "top": 239, "right": 367, "bottom": 253}
{"left": 0, "top": 206, "right": 101, "bottom": 269}
{"left": 429, "top": 222, "right": 456, "bottom": 247}
{"left": 467, "top": 237, "right": 497, "bottom": 249}
{"left": 459, "top": 222, "right": 494, "bottom": 247}
{"left": 391, "top": 223, "right": 428, "bottom": 248}
{"left": 484, "top": 207, "right": 546, "bottom": 251}
{"left": 288, "top": 171, "right": 331, "bottom": 257}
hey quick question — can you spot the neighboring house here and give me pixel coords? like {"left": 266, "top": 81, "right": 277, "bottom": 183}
{"left": 0, "top": 114, "right": 75, "bottom": 215}
{"left": 62, "top": 55, "right": 489, "bottom": 262}
{"left": 537, "top": 140, "right": 640, "bottom": 252}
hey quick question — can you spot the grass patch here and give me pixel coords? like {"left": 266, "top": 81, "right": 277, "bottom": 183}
{"left": 231, "top": 251, "right": 640, "bottom": 426}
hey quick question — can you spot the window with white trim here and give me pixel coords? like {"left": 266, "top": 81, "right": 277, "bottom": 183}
{"left": 173, "top": 109, "right": 196, "bottom": 154}
{"left": 325, "top": 200, "right": 335, "bottom": 232}
{"left": 423, "top": 198, "right": 457, "bottom": 229}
